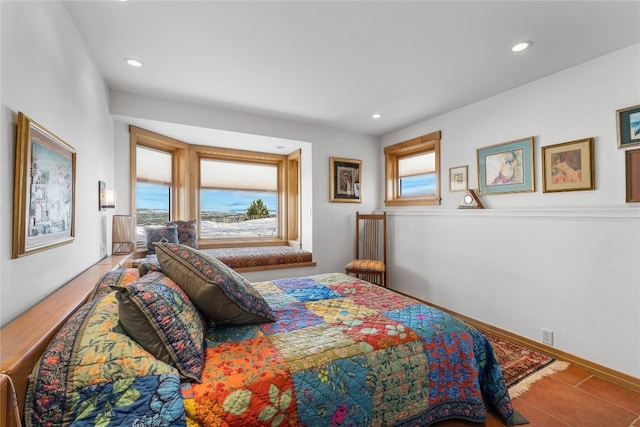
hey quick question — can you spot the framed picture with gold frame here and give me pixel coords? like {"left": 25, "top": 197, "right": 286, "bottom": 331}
{"left": 13, "top": 112, "right": 76, "bottom": 258}
{"left": 542, "top": 137, "right": 594, "bottom": 193}
{"left": 330, "top": 157, "right": 361, "bottom": 202}
{"left": 626, "top": 148, "right": 640, "bottom": 202}
{"left": 477, "top": 137, "right": 534, "bottom": 195}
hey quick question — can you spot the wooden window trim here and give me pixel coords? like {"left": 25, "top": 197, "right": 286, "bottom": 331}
{"left": 384, "top": 130, "right": 441, "bottom": 206}
{"left": 130, "top": 126, "right": 301, "bottom": 249}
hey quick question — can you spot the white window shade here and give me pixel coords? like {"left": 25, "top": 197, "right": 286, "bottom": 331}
{"left": 200, "top": 159, "right": 277, "bottom": 191}
{"left": 398, "top": 152, "right": 435, "bottom": 178}
{"left": 137, "top": 146, "right": 172, "bottom": 185}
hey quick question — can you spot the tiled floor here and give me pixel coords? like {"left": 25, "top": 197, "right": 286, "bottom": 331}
{"left": 433, "top": 364, "right": 640, "bottom": 427}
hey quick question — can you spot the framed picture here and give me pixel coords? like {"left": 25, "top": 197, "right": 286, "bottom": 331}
{"left": 449, "top": 165, "right": 468, "bottom": 192}
{"left": 617, "top": 104, "right": 640, "bottom": 149}
{"left": 477, "top": 137, "right": 534, "bottom": 195}
{"left": 626, "top": 148, "right": 640, "bottom": 202}
{"left": 330, "top": 157, "right": 361, "bottom": 202}
{"left": 542, "top": 137, "right": 594, "bottom": 193}
{"left": 13, "top": 112, "right": 76, "bottom": 258}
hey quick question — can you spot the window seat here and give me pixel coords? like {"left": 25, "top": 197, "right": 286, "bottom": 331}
{"left": 134, "top": 245, "right": 314, "bottom": 273}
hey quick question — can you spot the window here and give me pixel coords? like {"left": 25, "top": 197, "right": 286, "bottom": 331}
{"left": 136, "top": 145, "right": 172, "bottom": 227}
{"left": 198, "top": 154, "right": 279, "bottom": 241}
{"left": 130, "top": 126, "right": 301, "bottom": 248}
{"left": 384, "top": 131, "right": 441, "bottom": 206}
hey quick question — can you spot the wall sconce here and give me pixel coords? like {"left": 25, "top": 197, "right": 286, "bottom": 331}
{"left": 112, "top": 215, "right": 136, "bottom": 254}
{"left": 99, "top": 180, "right": 116, "bottom": 210}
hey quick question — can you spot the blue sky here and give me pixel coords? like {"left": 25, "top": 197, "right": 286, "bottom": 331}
{"left": 136, "top": 183, "right": 277, "bottom": 213}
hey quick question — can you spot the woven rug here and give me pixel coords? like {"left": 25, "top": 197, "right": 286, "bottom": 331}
{"left": 485, "top": 332, "right": 570, "bottom": 398}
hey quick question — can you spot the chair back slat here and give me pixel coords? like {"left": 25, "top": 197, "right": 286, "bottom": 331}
{"left": 362, "top": 219, "right": 378, "bottom": 260}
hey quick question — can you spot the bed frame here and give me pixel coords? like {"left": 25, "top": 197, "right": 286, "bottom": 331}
{"left": 0, "top": 254, "right": 132, "bottom": 427}
{"left": 2, "top": 255, "right": 637, "bottom": 427}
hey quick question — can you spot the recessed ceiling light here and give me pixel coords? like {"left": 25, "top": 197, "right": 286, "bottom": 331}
{"left": 125, "top": 58, "right": 143, "bottom": 67}
{"left": 372, "top": 113, "right": 382, "bottom": 119}
{"left": 511, "top": 41, "right": 532, "bottom": 52}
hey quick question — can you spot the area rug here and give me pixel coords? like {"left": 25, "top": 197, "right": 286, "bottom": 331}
{"left": 485, "top": 332, "right": 570, "bottom": 398}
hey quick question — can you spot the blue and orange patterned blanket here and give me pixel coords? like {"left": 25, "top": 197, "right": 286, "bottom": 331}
{"left": 26, "top": 270, "right": 520, "bottom": 426}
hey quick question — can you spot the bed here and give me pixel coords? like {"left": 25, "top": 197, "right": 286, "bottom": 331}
{"left": 22, "top": 243, "right": 523, "bottom": 426}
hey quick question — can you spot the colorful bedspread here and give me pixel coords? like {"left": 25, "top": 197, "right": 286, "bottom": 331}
{"left": 26, "top": 270, "right": 519, "bottom": 426}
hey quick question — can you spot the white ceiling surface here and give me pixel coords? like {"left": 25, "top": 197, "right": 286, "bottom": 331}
{"left": 65, "top": 1, "right": 640, "bottom": 142}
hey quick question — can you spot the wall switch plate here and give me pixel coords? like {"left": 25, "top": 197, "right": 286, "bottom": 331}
{"left": 542, "top": 328, "right": 554, "bottom": 346}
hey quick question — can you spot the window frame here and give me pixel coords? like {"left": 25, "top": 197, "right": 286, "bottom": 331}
{"left": 384, "top": 130, "right": 441, "bottom": 206}
{"left": 130, "top": 126, "right": 300, "bottom": 249}
{"left": 194, "top": 145, "right": 287, "bottom": 248}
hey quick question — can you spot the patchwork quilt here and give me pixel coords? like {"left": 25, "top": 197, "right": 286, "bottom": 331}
{"left": 26, "top": 270, "right": 518, "bottom": 426}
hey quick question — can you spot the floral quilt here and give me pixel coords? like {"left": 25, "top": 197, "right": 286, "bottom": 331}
{"left": 26, "top": 271, "right": 520, "bottom": 426}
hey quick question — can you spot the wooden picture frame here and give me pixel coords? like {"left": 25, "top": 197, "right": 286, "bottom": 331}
{"left": 542, "top": 137, "right": 594, "bottom": 193}
{"left": 617, "top": 104, "right": 640, "bottom": 149}
{"left": 449, "top": 165, "right": 468, "bottom": 192}
{"left": 13, "top": 112, "right": 76, "bottom": 258}
{"left": 330, "top": 157, "right": 361, "bottom": 202}
{"left": 626, "top": 148, "right": 640, "bottom": 202}
{"left": 477, "top": 137, "right": 534, "bottom": 195}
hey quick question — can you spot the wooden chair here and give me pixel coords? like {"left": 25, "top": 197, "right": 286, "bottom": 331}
{"left": 345, "top": 212, "right": 387, "bottom": 287}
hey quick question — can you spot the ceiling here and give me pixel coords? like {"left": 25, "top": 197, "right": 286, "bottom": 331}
{"left": 64, "top": 1, "right": 640, "bottom": 138}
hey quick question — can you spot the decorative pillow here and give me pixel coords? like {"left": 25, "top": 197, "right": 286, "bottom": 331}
{"left": 87, "top": 268, "right": 140, "bottom": 300}
{"left": 155, "top": 243, "right": 275, "bottom": 325}
{"left": 137, "top": 255, "right": 162, "bottom": 276}
{"left": 112, "top": 272, "right": 205, "bottom": 382}
{"left": 144, "top": 225, "right": 179, "bottom": 255}
{"left": 166, "top": 220, "right": 199, "bottom": 249}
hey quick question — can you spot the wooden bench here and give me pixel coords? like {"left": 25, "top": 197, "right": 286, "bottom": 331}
{"left": 135, "top": 245, "right": 315, "bottom": 273}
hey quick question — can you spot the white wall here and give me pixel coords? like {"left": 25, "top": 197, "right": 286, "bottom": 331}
{"left": 0, "top": 2, "right": 115, "bottom": 325}
{"left": 381, "top": 44, "right": 640, "bottom": 377}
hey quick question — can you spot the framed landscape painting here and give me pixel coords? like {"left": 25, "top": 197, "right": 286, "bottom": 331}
{"left": 13, "top": 112, "right": 76, "bottom": 258}
{"left": 542, "top": 138, "right": 594, "bottom": 193}
{"left": 477, "top": 137, "right": 534, "bottom": 195}
{"left": 330, "top": 157, "right": 361, "bottom": 202}
{"left": 617, "top": 104, "right": 640, "bottom": 149}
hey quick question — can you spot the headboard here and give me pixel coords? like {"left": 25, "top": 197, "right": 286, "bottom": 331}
{"left": 0, "top": 254, "right": 131, "bottom": 427}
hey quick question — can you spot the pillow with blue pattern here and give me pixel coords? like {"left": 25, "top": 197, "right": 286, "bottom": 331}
{"left": 112, "top": 272, "right": 205, "bottom": 382}
{"left": 144, "top": 225, "right": 179, "bottom": 255}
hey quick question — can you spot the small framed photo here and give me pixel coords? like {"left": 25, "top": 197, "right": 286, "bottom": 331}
{"left": 330, "top": 157, "right": 361, "bottom": 202}
{"left": 477, "top": 137, "right": 534, "bottom": 195}
{"left": 449, "top": 165, "right": 468, "bottom": 192}
{"left": 13, "top": 112, "right": 76, "bottom": 258}
{"left": 542, "top": 138, "right": 594, "bottom": 193}
{"left": 617, "top": 104, "right": 640, "bottom": 149}
{"left": 626, "top": 148, "right": 640, "bottom": 202}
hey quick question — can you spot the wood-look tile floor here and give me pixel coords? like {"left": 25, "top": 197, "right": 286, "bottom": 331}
{"left": 433, "top": 364, "right": 640, "bottom": 427}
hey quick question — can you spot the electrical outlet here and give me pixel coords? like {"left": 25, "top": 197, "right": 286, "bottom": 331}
{"left": 542, "top": 328, "right": 554, "bottom": 346}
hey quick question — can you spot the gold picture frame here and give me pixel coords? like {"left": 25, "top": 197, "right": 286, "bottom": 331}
{"left": 542, "top": 137, "right": 594, "bottom": 193}
{"left": 13, "top": 112, "right": 76, "bottom": 258}
{"left": 330, "top": 157, "right": 361, "bottom": 202}
{"left": 477, "top": 137, "right": 535, "bottom": 195}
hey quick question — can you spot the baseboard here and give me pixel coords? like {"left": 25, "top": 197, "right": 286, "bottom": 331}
{"left": 393, "top": 290, "right": 640, "bottom": 394}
